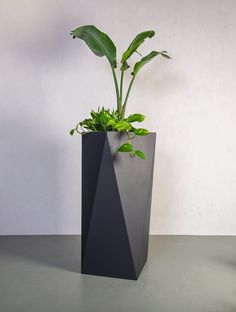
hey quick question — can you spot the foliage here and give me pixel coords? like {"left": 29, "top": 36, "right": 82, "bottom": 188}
{"left": 70, "top": 107, "right": 148, "bottom": 159}
{"left": 70, "top": 25, "right": 170, "bottom": 158}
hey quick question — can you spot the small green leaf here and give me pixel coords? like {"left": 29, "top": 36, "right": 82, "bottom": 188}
{"left": 70, "top": 129, "right": 75, "bottom": 136}
{"left": 126, "top": 114, "right": 145, "bottom": 123}
{"left": 134, "top": 128, "right": 149, "bottom": 136}
{"left": 117, "top": 143, "right": 133, "bottom": 152}
{"left": 90, "top": 110, "right": 97, "bottom": 119}
{"left": 99, "top": 111, "right": 111, "bottom": 125}
{"left": 135, "top": 150, "right": 146, "bottom": 159}
{"left": 114, "top": 120, "right": 131, "bottom": 132}
{"left": 107, "top": 119, "right": 116, "bottom": 126}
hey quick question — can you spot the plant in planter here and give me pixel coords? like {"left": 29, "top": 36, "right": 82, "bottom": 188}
{"left": 70, "top": 25, "right": 170, "bottom": 159}
{"left": 70, "top": 25, "right": 170, "bottom": 280}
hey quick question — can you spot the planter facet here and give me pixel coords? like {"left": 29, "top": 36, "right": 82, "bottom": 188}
{"left": 81, "top": 132, "right": 156, "bottom": 280}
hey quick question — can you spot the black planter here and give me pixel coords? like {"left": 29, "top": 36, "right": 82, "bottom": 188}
{"left": 81, "top": 132, "right": 156, "bottom": 280}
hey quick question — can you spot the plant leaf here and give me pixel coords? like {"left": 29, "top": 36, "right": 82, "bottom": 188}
{"left": 135, "top": 150, "right": 146, "bottom": 159}
{"left": 132, "top": 51, "right": 160, "bottom": 76}
{"left": 126, "top": 114, "right": 145, "bottom": 123}
{"left": 121, "top": 30, "right": 155, "bottom": 64}
{"left": 117, "top": 143, "right": 133, "bottom": 152}
{"left": 70, "top": 25, "right": 117, "bottom": 68}
{"left": 99, "top": 111, "right": 111, "bottom": 125}
{"left": 120, "top": 61, "right": 130, "bottom": 71}
{"left": 70, "top": 129, "right": 75, "bottom": 136}
{"left": 114, "top": 120, "right": 131, "bottom": 131}
{"left": 134, "top": 128, "right": 149, "bottom": 136}
{"left": 161, "top": 52, "right": 171, "bottom": 59}
{"left": 106, "top": 119, "right": 116, "bottom": 126}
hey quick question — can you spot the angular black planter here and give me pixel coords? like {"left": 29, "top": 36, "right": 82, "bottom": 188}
{"left": 81, "top": 132, "right": 156, "bottom": 280}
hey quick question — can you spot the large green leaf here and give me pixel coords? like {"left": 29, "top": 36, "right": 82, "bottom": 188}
{"left": 126, "top": 114, "right": 145, "bottom": 123}
{"left": 134, "top": 128, "right": 149, "bottom": 136}
{"left": 114, "top": 120, "right": 131, "bottom": 131}
{"left": 121, "top": 30, "right": 155, "bottom": 64}
{"left": 70, "top": 25, "right": 117, "bottom": 68}
{"left": 132, "top": 51, "right": 160, "bottom": 76}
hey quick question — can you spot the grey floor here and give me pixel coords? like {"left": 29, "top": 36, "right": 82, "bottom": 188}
{"left": 0, "top": 236, "right": 236, "bottom": 312}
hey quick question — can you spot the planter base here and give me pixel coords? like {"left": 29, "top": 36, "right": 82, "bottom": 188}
{"left": 82, "top": 132, "right": 156, "bottom": 280}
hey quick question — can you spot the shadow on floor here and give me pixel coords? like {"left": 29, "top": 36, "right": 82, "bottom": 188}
{"left": 207, "top": 237, "right": 236, "bottom": 271}
{"left": 215, "top": 257, "right": 236, "bottom": 269}
{"left": 0, "top": 235, "right": 81, "bottom": 273}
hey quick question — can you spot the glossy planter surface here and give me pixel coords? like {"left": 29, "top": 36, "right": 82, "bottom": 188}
{"left": 81, "top": 132, "right": 156, "bottom": 280}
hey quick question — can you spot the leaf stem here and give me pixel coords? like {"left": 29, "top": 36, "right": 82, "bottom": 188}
{"left": 111, "top": 67, "right": 120, "bottom": 112}
{"left": 121, "top": 75, "right": 136, "bottom": 118}
{"left": 75, "top": 124, "right": 82, "bottom": 134}
{"left": 127, "top": 132, "right": 134, "bottom": 158}
{"left": 127, "top": 131, "right": 131, "bottom": 144}
{"left": 119, "top": 68, "right": 124, "bottom": 114}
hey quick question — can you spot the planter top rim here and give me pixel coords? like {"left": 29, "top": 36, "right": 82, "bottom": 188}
{"left": 82, "top": 131, "right": 156, "bottom": 135}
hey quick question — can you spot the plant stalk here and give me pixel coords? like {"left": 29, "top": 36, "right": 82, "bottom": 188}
{"left": 121, "top": 75, "right": 135, "bottom": 117}
{"left": 111, "top": 67, "right": 120, "bottom": 112}
{"left": 119, "top": 68, "right": 124, "bottom": 114}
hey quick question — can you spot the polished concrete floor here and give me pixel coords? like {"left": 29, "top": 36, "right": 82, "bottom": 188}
{"left": 0, "top": 236, "right": 235, "bottom": 312}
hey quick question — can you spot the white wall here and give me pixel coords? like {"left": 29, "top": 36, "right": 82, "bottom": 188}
{"left": 0, "top": 0, "right": 236, "bottom": 235}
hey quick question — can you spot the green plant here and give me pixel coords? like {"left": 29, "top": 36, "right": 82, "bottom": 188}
{"left": 70, "top": 25, "right": 170, "bottom": 158}
{"left": 70, "top": 107, "right": 148, "bottom": 159}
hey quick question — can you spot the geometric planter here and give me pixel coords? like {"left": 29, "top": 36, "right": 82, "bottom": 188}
{"left": 81, "top": 132, "right": 156, "bottom": 280}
